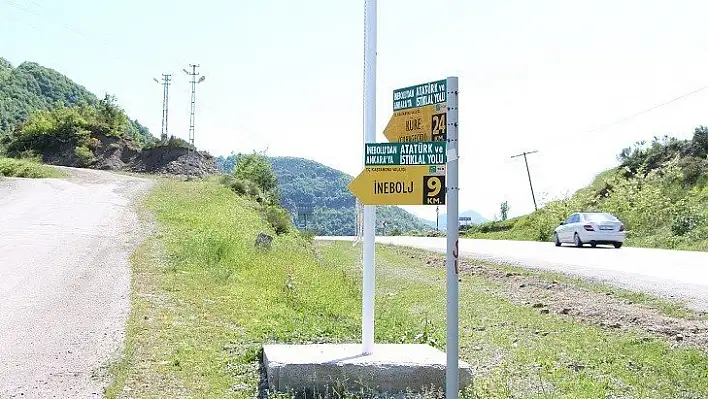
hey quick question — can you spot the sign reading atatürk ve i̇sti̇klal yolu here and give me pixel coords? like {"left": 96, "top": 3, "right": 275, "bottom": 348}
{"left": 364, "top": 142, "right": 447, "bottom": 166}
{"left": 392, "top": 79, "right": 447, "bottom": 111}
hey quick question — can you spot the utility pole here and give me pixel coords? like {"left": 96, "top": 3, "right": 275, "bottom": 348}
{"left": 183, "top": 64, "right": 206, "bottom": 149}
{"left": 511, "top": 150, "right": 539, "bottom": 211}
{"left": 153, "top": 74, "right": 171, "bottom": 141}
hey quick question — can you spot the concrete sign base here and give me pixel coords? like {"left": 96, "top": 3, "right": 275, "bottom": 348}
{"left": 263, "top": 344, "right": 473, "bottom": 396}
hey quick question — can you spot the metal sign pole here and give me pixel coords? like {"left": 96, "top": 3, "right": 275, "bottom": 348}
{"left": 445, "top": 76, "right": 460, "bottom": 399}
{"left": 362, "top": 0, "right": 377, "bottom": 356}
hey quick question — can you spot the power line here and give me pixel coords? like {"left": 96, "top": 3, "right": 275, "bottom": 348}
{"left": 12, "top": 0, "right": 708, "bottom": 155}
{"left": 2, "top": 0, "right": 114, "bottom": 49}
{"left": 587, "top": 83, "right": 708, "bottom": 134}
{"left": 511, "top": 150, "right": 539, "bottom": 211}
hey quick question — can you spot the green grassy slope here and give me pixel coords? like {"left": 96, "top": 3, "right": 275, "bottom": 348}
{"left": 465, "top": 131, "right": 708, "bottom": 251}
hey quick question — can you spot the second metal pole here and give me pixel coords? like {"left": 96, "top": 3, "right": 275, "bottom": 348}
{"left": 445, "top": 76, "right": 460, "bottom": 399}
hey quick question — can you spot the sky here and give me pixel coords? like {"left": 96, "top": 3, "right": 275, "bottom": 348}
{"left": 2, "top": 0, "right": 708, "bottom": 222}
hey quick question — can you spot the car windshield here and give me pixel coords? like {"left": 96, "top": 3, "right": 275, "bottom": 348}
{"left": 583, "top": 213, "right": 618, "bottom": 222}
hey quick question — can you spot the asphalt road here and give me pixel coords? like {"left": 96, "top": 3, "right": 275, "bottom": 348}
{"left": 318, "top": 236, "right": 708, "bottom": 313}
{"left": 0, "top": 168, "right": 153, "bottom": 398}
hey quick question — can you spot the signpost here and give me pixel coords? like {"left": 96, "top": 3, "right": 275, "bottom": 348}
{"left": 349, "top": 75, "right": 460, "bottom": 398}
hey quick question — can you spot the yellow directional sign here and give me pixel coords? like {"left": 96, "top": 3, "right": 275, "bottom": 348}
{"left": 383, "top": 103, "right": 447, "bottom": 143}
{"left": 348, "top": 165, "right": 446, "bottom": 205}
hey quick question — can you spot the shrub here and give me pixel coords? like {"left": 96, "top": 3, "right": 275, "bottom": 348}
{"left": 232, "top": 152, "right": 278, "bottom": 194}
{"left": 230, "top": 179, "right": 248, "bottom": 196}
{"left": 223, "top": 176, "right": 262, "bottom": 199}
{"left": 0, "top": 157, "right": 62, "bottom": 178}
{"left": 218, "top": 174, "right": 236, "bottom": 187}
{"left": 87, "top": 137, "right": 100, "bottom": 149}
{"left": 145, "top": 135, "right": 194, "bottom": 150}
{"left": 74, "top": 145, "right": 95, "bottom": 167}
{"left": 671, "top": 214, "right": 700, "bottom": 236}
{"left": 265, "top": 206, "right": 291, "bottom": 235}
{"left": 299, "top": 229, "right": 315, "bottom": 243}
{"left": 679, "top": 156, "right": 708, "bottom": 187}
{"left": 246, "top": 180, "right": 262, "bottom": 198}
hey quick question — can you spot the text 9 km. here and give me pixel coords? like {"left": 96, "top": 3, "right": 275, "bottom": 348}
{"left": 423, "top": 175, "right": 446, "bottom": 205}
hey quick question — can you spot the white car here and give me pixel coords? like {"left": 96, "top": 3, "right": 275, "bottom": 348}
{"left": 554, "top": 212, "right": 626, "bottom": 248}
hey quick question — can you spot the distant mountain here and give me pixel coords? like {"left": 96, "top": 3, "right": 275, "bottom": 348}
{"left": 215, "top": 154, "right": 432, "bottom": 236}
{"left": 425, "top": 209, "right": 488, "bottom": 229}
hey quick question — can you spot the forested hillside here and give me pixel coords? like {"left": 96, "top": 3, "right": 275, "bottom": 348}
{"left": 465, "top": 128, "right": 708, "bottom": 251}
{"left": 0, "top": 57, "right": 153, "bottom": 145}
{"left": 215, "top": 154, "right": 431, "bottom": 236}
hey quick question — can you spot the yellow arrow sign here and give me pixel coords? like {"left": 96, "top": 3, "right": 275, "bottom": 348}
{"left": 383, "top": 103, "right": 447, "bottom": 143}
{"left": 348, "top": 165, "right": 446, "bottom": 205}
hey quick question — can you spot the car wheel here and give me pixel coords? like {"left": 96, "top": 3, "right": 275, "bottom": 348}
{"left": 613, "top": 242, "right": 623, "bottom": 248}
{"left": 590, "top": 242, "right": 597, "bottom": 248}
{"left": 574, "top": 233, "right": 583, "bottom": 247}
{"left": 554, "top": 233, "right": 561, "bottom": 247}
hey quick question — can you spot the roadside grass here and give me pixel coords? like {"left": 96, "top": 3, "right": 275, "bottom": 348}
{"left": 106, "top": 179, "right": 362, "bottom": 399}
{"left": 0, "top": 156, "right": 65, "bottom": 178}
{"left": 319, "top": 243, "right": 708, "bottom": 398}
{"left": 108, "top": 178, "right": 708, "bottom": 398}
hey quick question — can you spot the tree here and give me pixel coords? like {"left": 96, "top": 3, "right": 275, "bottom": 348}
{"left": 233, "top": 152, "right": 278, "bottom": 195}
{"left": 95, "top": 93, "right": 128, "bottom": 136}
{"left": 692, "top": 126, "right": 708, "bottom": 158}
{"left": 500, "top": 201, "right": 510, "bottom": 221}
